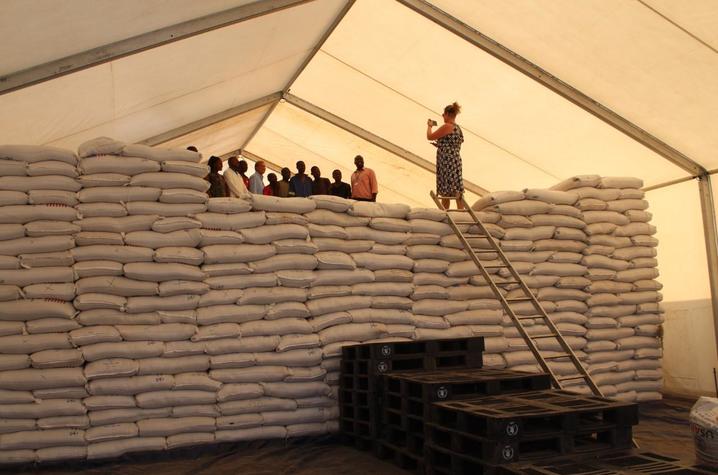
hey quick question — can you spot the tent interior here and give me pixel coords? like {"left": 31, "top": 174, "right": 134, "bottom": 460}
{"left": 1, "top": 0, "right": 717, "bottom": 403}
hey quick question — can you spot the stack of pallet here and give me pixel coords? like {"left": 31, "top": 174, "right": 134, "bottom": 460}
{"left": 340, "top": 337, "right": 640, "bottom": 474}
{"left": 426, "top": 390, "right": 638, "bottom": 474}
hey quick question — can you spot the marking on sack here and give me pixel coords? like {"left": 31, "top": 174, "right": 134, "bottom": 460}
{"left": 502, "top": 445, "right": 515, "bottom": 461}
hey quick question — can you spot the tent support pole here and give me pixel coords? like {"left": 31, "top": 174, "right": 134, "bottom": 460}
{"left": 644, "top": 168, "right": 718, "bottom": 192}
{"left": 642, "top": 176, "right": 696, "bottom": 192}
{"left": 698, "top": 174, "right": 718, "bottom": 358}
{"left": 241, "top": 0, "right": 356, "bottom": 151}
{"left": 396, "top": 0, "right": 707, "bottom": 177}
{"left": 0, "top": 0, "right": 313, "bottom": 96}
{"left": 283, "top": 92, "right": 489, "bottom": 196}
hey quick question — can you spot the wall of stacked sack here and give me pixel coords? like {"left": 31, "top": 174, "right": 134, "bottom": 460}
{"left": 0, "top": 137, "right": 662, "bottom": 463}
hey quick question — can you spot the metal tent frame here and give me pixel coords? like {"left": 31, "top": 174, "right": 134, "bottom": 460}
{"left": 2, "top": 0, "right": 716, "bottom": 355}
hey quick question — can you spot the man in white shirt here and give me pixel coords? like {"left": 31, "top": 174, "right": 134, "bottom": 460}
{"left": 223, "top": 156, "right": 251, "bottom": 199}
{"left": 249, "top": 161, "right": 266, "bottom": 194}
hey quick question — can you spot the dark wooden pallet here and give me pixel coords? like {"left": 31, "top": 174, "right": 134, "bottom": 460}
{"left": 342, "top": 337, "right": 485, "bottom": 361}
{"left": 373, "top": 440, "right": 425, "bottom": 474}
{"left": 430, "top": 389, "right": 639, "bottom": 440}
{"left": 426, "top": 422, "right": 632, "bottom": 465}
{"left": 339, "top": 337, "right": 486, "bottom": 453}
{"left": 385, "top": 368, "right": 552, "bottom": 404}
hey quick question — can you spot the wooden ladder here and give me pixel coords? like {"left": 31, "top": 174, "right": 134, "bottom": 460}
{"left": 431, "top": 191, "right": 603, "bottom": 396}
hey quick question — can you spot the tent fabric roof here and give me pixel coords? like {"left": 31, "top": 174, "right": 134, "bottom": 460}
{"left": 0, "top": 0, "right": 716, "bottom": 301}
{"left": 430, "top": 0, "right": 718, "bottom": 169}
{"left": 1, "top": 0, "right": 714, "bottom": 190}
{"left": 0, "top": 0, "right": 257, "bottom": 77}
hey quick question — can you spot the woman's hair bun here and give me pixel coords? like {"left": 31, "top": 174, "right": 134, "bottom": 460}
{"left": 444, "top": 102, "right": 462, "bottom": 116}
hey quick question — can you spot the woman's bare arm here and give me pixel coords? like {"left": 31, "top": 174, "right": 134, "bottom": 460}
{"left": 427, "top": 123, "right": 454, "bottom": 141}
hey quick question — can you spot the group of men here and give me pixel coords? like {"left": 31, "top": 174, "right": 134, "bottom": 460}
{"left": 203, "top": 151, "right": 379, "bottom": 202}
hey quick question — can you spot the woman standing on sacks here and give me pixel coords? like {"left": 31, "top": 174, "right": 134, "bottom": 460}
{"left": 427, "top": 102, "right": 464, "bottom": 210}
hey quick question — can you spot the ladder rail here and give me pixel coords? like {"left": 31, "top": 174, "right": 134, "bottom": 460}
{"left": 462, "top": 198, "right": 602, "bottom": 396}
{"left": 430, "top": 191, "right": 603, "bottom": 397}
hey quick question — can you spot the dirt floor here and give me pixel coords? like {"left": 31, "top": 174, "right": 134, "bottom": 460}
{"left": 6, "top": 394, "right": 703, "bottom": 475}
{"left": 633, "top": 394, "right": 698, "bottom": 463}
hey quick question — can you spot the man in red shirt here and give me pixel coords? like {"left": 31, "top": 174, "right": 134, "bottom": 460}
{"left": 350, "top": 155, "right": 378, "bottom": 202}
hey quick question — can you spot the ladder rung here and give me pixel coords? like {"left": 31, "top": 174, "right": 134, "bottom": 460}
{"left": 472, "top": 249, "right": 497, "bottom": 253}
{"left": 544, "top": 354, "right": 571, "bottom": 360}
{"left": 453, "top": 221, "right": 476, "bottom": 225}
{"left": 558, "top": 375, "right": 587, "bottom": 382}
{"left": 498, "top": 281, "right": 520, "bottom": 285}
{"left": 437, "top": 195, "right": 459, "bottom": 200}
{"left": 484, "top": 265, "right": 507, "bottom": 269}
{"left": 530, "top": 333, "right": 557, "bottom": 339}
{"left": 516, "top": 316, "right": 538, "bottom": 320}
{"left": 505, "top": 297, "right": 534, "bottom": 302}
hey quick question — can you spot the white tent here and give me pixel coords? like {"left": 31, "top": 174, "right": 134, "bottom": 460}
{"left": 1, "top": 0, "right": 717, "bottom": 395}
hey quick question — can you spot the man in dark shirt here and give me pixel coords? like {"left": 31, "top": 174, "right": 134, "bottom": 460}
{"left": 238, "top": 159, "right": 250, "bottom": 189}
{"left": 289, "top": 161, "right": 313, "bottom": 197}
{"left": 310, "top": 166, "right": 331, "bottom": 195}
{"left": 328, "top": 169, "right": 351, "bottom": 199}
{"left": 276, "top": 167, "right": 291, "bottom": 197}
{"left": 205, "top": 156, "right": 228, "bottom": 197}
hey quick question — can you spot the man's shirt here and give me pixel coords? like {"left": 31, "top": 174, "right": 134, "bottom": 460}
{"left": 329, "top": 181, "right": 351, "bottom": 199}
{"left": 224, "top": 168, "right": 250, "bottom": 198}
{"left": 351, "top": 168, "right": 378, "bottom": 200}
{"left": 289, "top": 174, "right": 313, "bottom": 197}
{"left": 249, "top": 172, "right": 264, "bottom": 194}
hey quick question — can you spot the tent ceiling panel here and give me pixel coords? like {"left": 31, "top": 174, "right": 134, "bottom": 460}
{"left": 0, "top": 66, "right": 115, "bottom": 147}
{"left": 42, "top": 60, "right": 291, "bottom": 151}
{"left": 159, "top": 104, "right": 273, "bottom": 160}
{"left": 109, "top": 0, "right": 345, "bottom": 119}
{"left": 647, "top": 180, "right": 710, "bottom": 301}
{"left": 248, "top": 101, "right": 478, "bottom": 206}
{"left": 298, "top": 0, "right": 688, "bottom": 190}
{"left": 0, "top": 0, "right": 346, "bottom": 150}
{"left": 140, "top": 92, "right": 281, "bottom": 147}
{"left": 429, "top": 0, "right": 718, "bottom": 169}
{"left": 0, "top": 0, "right": 255, "bottom": 76}
{"left": 292, "top": 52, "right": 556, "bottom": 191}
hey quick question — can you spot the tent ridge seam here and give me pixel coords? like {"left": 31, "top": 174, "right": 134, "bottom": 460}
{"left": 636, "top": 0, "right": 718, "bottom": 55}
{"left": 242, "top": 0, "right": 357, "bottom": 152}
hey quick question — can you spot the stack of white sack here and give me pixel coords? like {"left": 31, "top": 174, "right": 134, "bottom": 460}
{"left": 72, "top": 138, "right": 224, "bottom": 461}
{"left": 0, "top": 142, "right": 664, "bottom": 465}
{"left": 469, "top": 175, "right": 662, "bottom": 401}
{"left": 193, "top": 193, "right": 338, "bottom": 447}
{"left": 552, "top": 175, "right": 661, "bottom": 402}
{"left": 0, "top": 144, "right": 84, "bottom": 464}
